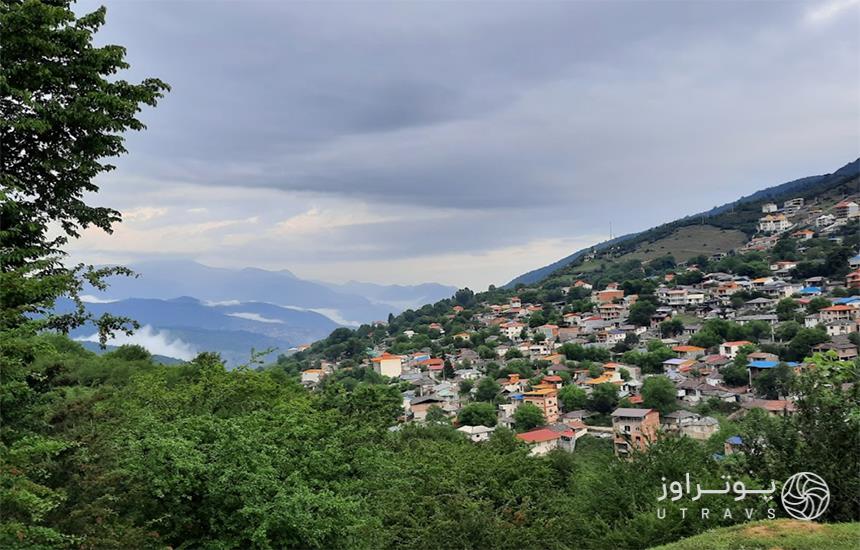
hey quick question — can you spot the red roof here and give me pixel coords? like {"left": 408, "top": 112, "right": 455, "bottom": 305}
{"left": 371, "top": 353, "right": 402, "bottom": 362}
{"left": 672, "top": 345, "right": 705, "bottom": 353}
{"left": 722, "top": 340, "right": 753, "bottom": 347}
{"left": 516, "top": 427, "right": 573, "bottom": 443}
{"left": 822, "top": 305, "right": 852, "bottom": 311}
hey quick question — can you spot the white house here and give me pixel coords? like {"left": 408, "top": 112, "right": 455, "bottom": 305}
{"left": 761, "top": 202, "right": 778, "bottom": 213}
{"left": 457, "top": 425, "right": 495, "bottom": 443}
{"left": 719, "top": 340, "right": 753, "bottom": 359}
{"left": 371, "top": 353, "right": 404, "bottom": 377}
{"left": 835, "top": 200, "right": 859, "bottom": 219}
{"left": 816, "top": 213, "right": 836, "bottom": 227}
{"left": 758, "top": 214, "right": 791, "bottom": 233}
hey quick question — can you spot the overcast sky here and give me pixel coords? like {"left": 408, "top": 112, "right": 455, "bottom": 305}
{"left": 69, "top": 0, "right": 860, "bottom": 289}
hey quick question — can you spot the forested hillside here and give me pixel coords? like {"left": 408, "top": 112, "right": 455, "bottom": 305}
{"left": 1, "top": 3, "right": 858, "bottom": 549}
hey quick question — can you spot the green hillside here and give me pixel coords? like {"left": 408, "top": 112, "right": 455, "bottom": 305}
{"left": 650, "top": 519, "right": 860, "bottom": 550}
{"left": 507, "top": 158, "right": 860, "bottom": 287}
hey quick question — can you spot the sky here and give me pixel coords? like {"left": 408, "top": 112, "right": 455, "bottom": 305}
{"left": 69, "top": 0, "right": 860, "bottom": 290}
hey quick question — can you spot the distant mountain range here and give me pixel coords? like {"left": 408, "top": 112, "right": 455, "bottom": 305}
{"left": 88, "top": 259, "right": 457, "bottom": 325}
{"left": 74, "top": 261, "right": 456, "bottom": 366}
{"left": 505, "top": 158, "right": 860, "bottom": 287}
{"left": 60, "top": 296, "right": 340, "bottom": 367}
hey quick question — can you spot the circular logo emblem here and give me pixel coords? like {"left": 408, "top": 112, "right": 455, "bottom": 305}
{"left": 780, "top": 472, "right": 830, "bottom": 521}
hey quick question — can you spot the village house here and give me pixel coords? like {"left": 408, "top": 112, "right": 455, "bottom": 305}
{"left": 757, "top": 214, "right": 791, "bottom": 233}
{"left": 783, "top": 197, "right": 804, "bottom": 215}
{"left": 816, "top": 213, "right": 836, "bottom": 227}
{"left": 611, "top": 408, "right": 660, "bottom": 457}
{"left": 672, "top": 345, "right": 706, "bottom": 359}
{"left": 719, "top": 340, "right": 753, "bottom": 359}
{"left": 761, "top": 202, "right": 778, "bottom": 213}
{"left": 812, "top": 341, "right": 859, "bottom": 360}
{"left": 500, "top": 321, "right": 526, "bottom": 340}
{"left": 835, "top": 200, "right": 859, "bottom": 219}
{"left": 741, "top": 399, "right": 797, "bottom": 417}
{"left": 457, "top": 425, "right": 495, "bottom": 443}
{"left": 597, "top": 303, "right": 625, "bottom": 320}
{"left": 516, "top": 425, "right": 577, "bottom": 456}
{"left": 300, "top": 368, "right": 327, "bottom": 386}
{"left": 819, "top": 305, "right": 858, "bottom": 324}
{"left": 371, "top": 352, "right": 404, "bottom": 377}
{"left": 747, "top": 360, "right": 799, "bottom": 385}
{"left": 523, "top": 387, "right": 560, "bottom": 423}
{"left": 558, "top": 326, "right": 581, "bottom": 341}
{"left": 573, "top": 279, "right": 593, "bottom": 290}
{"left": 681, "top": 416, "right": 720, "bottom": 440}
{"left": 592, "top": 288, "right": 624, "bottom": 304}
{"left": 409, "top": 395, "right": 448, "bottom": 421}
{"left": 536, "top": 324, "right": 559, "bottom": 341}
{"left": 847, "top": 270, "right": 860, "bottom": 290}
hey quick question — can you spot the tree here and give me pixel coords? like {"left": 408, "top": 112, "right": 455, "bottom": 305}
{"left": 588, "top": 383, "right": 619, "bottom": 414}
{"left": 659, "top": 319, "right": 684, "bottom": 338}
{"left": 458, "top": 379, "right": 474, "bottom": 395}
{"left": 505, "top": 347, "right": 523, "bottom": 360}
{"left": 443, "top": 359, "right": 455, "bottom": 379}
{"left": 641, "top": 376, "right": 676, "bottom": 414}
{"left": 586, "top": 362, "right": 602, "bottom": 378}
{"left": 0, "top": 4, "right": 167, "bottom": 544}
{"left": 513, "top": 403, "right": 545, "bottom": 431}
{"left": 786, "top": 328, "right": 829, "bottom": 362}
{"left": 752, "top": 363, "right": 794, "bottom": 399}
{"left": 721, "top": 344, "right": 756, "bottom": 386}
{"left": 475, "top": 377, "right": 500, "bottom": 402}
{"left": 806, "top": 297, "right": 831, "bottom": 314}
{"left": 476, "top": 345, "right": 495, "bottom": 360}
{"left": 454, "top": 288, "right": 475, "bottom": 307}
{"left": 627, "top": 300, "right": 656, "bottom": 327}
{"left": 688, "top": 329, "right": 721, "bottom": 349}
{"left": 774, "top": 321, "right": 801, "bottom": 342}
{"left": 775, "top": 298, "right": 798, "bottom": 322}
{"left": 424, "top": 405, "right": 451, "bottom": 425}
{"left": 1, "top": 0, "right": 169, "bottom": 341}
{"left": 721, "top": 362, "right": 749, "bottom": 387}
{"left": 558, "top": 385, "right": 588, "bottom": 411}
{"left": 458, "top": 403, "right": 497, "bottom": 427}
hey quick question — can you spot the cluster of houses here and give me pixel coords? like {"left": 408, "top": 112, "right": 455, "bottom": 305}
{"left": 300, "top": 278, "right": 857, "bottom": 456}
{"left": 757, "top": 196, "right": 859, "bottom": 235}
{"left": 295, "top": 197, "right": 859, "bottom": 458}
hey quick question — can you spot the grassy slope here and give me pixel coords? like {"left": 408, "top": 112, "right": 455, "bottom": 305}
{"left": 609, "top": 225, "right": 747, "bottom": 264}
{"left": 649, "top": 519, "right": 860, "bottom": 550}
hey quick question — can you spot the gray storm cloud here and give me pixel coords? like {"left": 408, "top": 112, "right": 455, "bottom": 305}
{"left": 71, "top": 0, "right": 860, "bottom": 288}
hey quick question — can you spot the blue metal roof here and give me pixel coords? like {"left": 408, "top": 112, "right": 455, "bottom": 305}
{"left": 799, "top": 287, "right": 822, "bottom": 294}
{"left": 727, "top": 435, "right": 743, "bottom": 445}
{"left": 748, "top": 360, "right": 799, "bottom": 368}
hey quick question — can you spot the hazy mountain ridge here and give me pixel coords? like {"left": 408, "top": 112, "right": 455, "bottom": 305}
{"left": 94, "top": 259, "right": 455, "bottom": 323}
{"left": 59, "top": 296, "right": 340, "bottom": 366}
